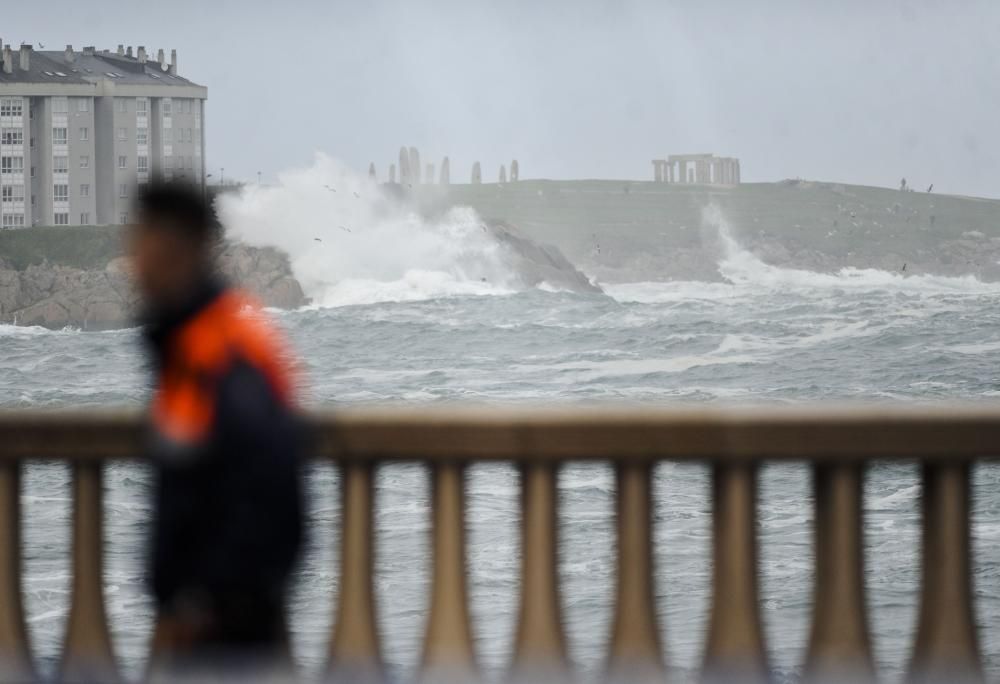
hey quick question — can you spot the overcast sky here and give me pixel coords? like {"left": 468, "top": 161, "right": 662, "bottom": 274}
{"left": 7, "top": 0, "right": 999, "bottom": 196}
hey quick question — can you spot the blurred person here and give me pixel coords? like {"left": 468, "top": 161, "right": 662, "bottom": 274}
{"left": 130, "top": 181, "right": 304, "bottom": 679}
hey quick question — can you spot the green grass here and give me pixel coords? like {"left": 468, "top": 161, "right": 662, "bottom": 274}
{"left": 0, "top": 225, "right": 125, "bottom": 271}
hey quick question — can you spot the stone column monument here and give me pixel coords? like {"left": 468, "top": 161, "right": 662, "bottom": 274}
{"left": 499, "top": 165, "right": 507, "bottom": 183}
{"left": 510, "top": 160, "right": 519, "bottom": 182}
{"left": 368, "top": 162, "right": 376, "bottom": 180}
{"left": 440, "top": 157, "right": 450, "bottom": 185}
{"left": 409, "top": 147, "right": 421, "bottom": 184}
{"left": 471, "top": 162, "right": 482, "bottom": 184}
{"left": 389, "top": 164, "right": 397, "bottom": 183}
{"left": 399, "top": 147, "right": 410, "bottom": 185}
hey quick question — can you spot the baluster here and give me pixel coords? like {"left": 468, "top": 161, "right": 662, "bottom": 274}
{"left": 328, "top": 462, "right": 383, "bottom": 683}
{"left": 0, "top": 462, "right": 32, "bottom": 682}
{"left": 421, "top": 462, "right": 477, "bottom": 682}
{"left": 608, "top": 462, "right": 664, "bottom": 683}
{"left": 511, "top": 462, "right": 568, "bottom": 682}
{"left": 703, "top": 463, "right": 768, "bottom": 683}
{"left": 909, "top": 462, "right": 981, "bottom": 683}
{"left": 806, "top": 463, "right": 873, "bottom": 682}
{"left": 59, "top": 462, "right": 118, "bottom": 683}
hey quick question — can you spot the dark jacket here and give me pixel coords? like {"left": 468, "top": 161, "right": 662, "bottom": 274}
{"left": 144, "top": 278, "right": 304, "bottom": 646}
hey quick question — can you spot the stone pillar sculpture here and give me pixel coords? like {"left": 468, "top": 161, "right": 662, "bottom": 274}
{"left": 426, "top": 163, "right": 435, "bottom": 184}
{"left": 735, "top": 160, "right": 741, "bottom": 184}
{"left": 471, "top": 162, "right": 481, "bottom": 184}
{"left": 389, "top": 164, "right": 397, "bottom": 183}
{"left": 499, "top": 165, "right": 507, "bottom": 183}
{"left": 510, "top": 160, "right": 519, "bottom": 182}
{"left": 409, "top": 147, "right": 421, "bottom": 184}
{"left": 368, "top": 162, "right": 376, "bottom": 180}
{"left": 440, "top": 157, "right": 450, "bottom": 185}
{"left": 653, "top": 161, "right": 663, "bottom": 183}
{"left": 399, "top": 147, "right": 410, "bottom": 185}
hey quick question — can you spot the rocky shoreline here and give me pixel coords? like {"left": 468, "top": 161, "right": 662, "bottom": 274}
{"left": 0, "top": 242, "right": 306, "bottom": 330}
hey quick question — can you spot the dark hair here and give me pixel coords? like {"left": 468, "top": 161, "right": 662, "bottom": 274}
{"left": 136, "top": 180, "right": 219, "bottom": 243}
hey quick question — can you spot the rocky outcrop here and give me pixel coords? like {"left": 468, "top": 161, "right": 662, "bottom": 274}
{"left": 0, "top": 242, "right": 306, "bottom": 330}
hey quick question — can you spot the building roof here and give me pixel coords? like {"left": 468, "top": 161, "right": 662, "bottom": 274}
{"left": 0, "top": 46, "right": 204, "bottom": 89}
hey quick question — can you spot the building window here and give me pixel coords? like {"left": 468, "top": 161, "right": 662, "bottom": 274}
{"left": 118, "top": 155, "right": 127, "bottom": 169}
{"left": 80, "top": 183, "right": 90, "bottom": 197}
{"left": 80, "top": 155, "right": 89, "bottom": 169}
{"left": 52, "top": 98, "right": 68, "bottom": 114}
{"left": 1, "top": 128, "right": 22, "bottom": 146}
{"left": 53, "top": 156, "right": 68, "bottom": 173}
{"left": 137, "top": 128, "right": 148, "bottom": 145}
{"left": 164, "top": 156, "right": 173, "bottom": 170}
{"left": 119, "top": 213, "right": 128, "bottom": 225}
{"left": 2, "top": 184, "right": 24, "bottom": 202}
{"left": 2, "top": 214, "right": 25, "bottom": 227}
{"left": 164, "top": 129, "right": 172, "bottom": 143}
{"left": 117, "top": 127, "right": 127, "bottom": 141}
{"left": 54, "top": 212, "right": 69, "bottom": 225}
{"left": 80, "top": 212, "right": 90, "bottom": 224}
{"left": 30, "top": 137, "right": 34, "bottom": 148}
{"left": 80, "top": 127, "right": 89, "bottom": 141}
{"left": 117, "top": 99, "right": 128, "bottom": 114}
{"left": 1, "top": 156, "right": 23, "bottom": 174}
{"left": 136, "top": 98, "right": 148, "bottom": 116}
{"left": 0, "top": 98, "right": 23, "bottom": 117}
{"left": 53, "top": 184, "right": 69, "bottom": 202}
{"left": 162, "top": 99, "right": 172, "bottom": 117}
{"left": 52, "top": 128, "right": 68, "bottom": 145}
{"left": 77, "top": 98, "right": 89, "bottom": 113}
{"left": 119, "top": 183, "right": 129, "bottom": 198}
{"left": 137, "top": 156, "right": 148, "bottom": 173}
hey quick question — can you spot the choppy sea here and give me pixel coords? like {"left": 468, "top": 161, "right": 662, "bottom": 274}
{"left": 3, "top": 166, "right": 1000, "bottom": 681}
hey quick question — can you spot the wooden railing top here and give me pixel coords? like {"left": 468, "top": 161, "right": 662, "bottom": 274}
{"left": 2, "top": 404, "right": 1000, "bottom": 461}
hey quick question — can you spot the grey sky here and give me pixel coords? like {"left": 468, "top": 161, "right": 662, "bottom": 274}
{"left": 8, "top": 0, "right": 999, "bottom": 196}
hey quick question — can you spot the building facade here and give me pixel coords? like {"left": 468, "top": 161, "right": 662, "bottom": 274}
{"left": 0, "top": 43, "right": 207, "bottom": 228}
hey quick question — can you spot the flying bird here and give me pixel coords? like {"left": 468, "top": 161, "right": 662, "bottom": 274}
{"left": 338, "top": 226, "right": 351, "bottom": 233}
{"left": 901, "top": 263, "right": 907, "bottom": 272}
{"left": 313, "top": 237, "right": 322, "bottom": 242}
{"left": 927, "top": 184, "right": 934, "bottom": 193}
{"left": 353, "top": 191, "right": 360, "bottom": 198}
{"left": 323, "top": 184, "right": 336, "bottom": 192}
{"left": 39, "top": 43, "right": 45, "bottom": 49}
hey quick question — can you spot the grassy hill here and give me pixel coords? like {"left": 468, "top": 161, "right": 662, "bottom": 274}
{"left": 0, "top": 225, "right": 125, "bottom": 271}
{"left": 417, "top": 180, "right": 1000, "bottom": 281}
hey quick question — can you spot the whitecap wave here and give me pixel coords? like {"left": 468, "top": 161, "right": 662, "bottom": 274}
{"left": 217, "top": 154, "right": 524, "bottom": 308}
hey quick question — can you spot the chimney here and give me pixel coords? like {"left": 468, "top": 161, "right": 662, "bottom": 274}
{"left": 83, "top": 46, "right": 95, "bottom": 56}
{"left": 117, "top": 44, "right": 124, "bottom": 56}
{"left": 64, "top": 45, "right": 75, "bottom": 63}
{"left": 157, "top": 48, "right": 165, "bottom": 70}
{"left": 19, "top": 44, "right": 30, "bottom": 71}
{"left": 169, "top": 49, "right": 177, "bottom": 76}
{"left": 2, "top": 46, "right": 12, "bottom": 75}
{"left": 137, "top": 46, "right": 147, "bottom": 64}
{"left": 126, "top": 46, "right": 133, "bottom": 58}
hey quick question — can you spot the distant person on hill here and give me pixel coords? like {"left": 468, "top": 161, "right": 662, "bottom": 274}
{"left": 129, "top": 181, "right": 304, "bottom": 679}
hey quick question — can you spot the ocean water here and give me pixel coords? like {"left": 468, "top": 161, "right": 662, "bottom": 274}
{"left": 3, "top": 161, "right": 1000, "bottom": 681}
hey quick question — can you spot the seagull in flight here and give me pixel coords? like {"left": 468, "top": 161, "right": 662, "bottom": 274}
{"left": 323, "top": 184, "right": 336, "bottom": 192}
{"left": 313, "top": 237, "right": 323, "bottom": 242}
{"left": 338, "top": 226, "right": 351, "bottom": 233}
{"left": 353, "top": 191, "right": 360, "bottom": 198}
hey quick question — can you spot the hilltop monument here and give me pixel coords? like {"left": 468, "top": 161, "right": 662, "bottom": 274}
{"left": 651, "top": 154, "right": 740, "bottom": 185}
{"left": 368, "top": 162, "right": 376, "bottom": 180}
{"left": 499, "top": 165, "right": 507, "bottom": 183}
{"left": 510, "top": 159, "right": 519, "bottom": 182}
{"left": 440, "top": 157, "right": 450, "bottom": 185}
{"left": 409, "top": 147, "right": 421, "bottom": 184}
{"left": 399, "top": 147, "right": 411, "bottom": 184}
{"left": 471, "top": 162, "right": 482, "bottom": 184}
{"left": 389, "top": 163, "right": 397, "bottom": 183}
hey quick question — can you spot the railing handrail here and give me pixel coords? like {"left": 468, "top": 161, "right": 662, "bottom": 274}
{"left": 3, "top": 404, "right": 1000, "bottom": 461}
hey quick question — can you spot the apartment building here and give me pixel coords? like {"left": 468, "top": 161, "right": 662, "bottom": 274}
{"left": 0, "top": 42, "right": 207, "bottom": 228}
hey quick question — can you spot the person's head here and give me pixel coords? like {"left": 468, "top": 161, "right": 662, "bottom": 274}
{"left": 130, "top": 181, "right": 219, "bottom": 309}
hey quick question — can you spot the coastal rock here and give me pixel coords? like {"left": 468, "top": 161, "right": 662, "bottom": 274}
{"left": 0, "top": 242, "right": 306, "bottom": 330}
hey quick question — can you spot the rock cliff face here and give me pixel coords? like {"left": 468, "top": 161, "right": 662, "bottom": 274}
{"left": 0, "top": 242, "right": 306, "bottom": 330}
